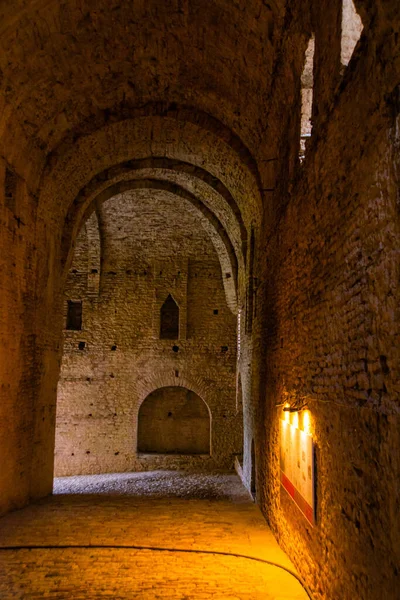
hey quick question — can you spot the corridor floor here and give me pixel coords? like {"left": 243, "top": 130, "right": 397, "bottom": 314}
{"left": 0, "top": 471, "right": 309, "bottom": 599}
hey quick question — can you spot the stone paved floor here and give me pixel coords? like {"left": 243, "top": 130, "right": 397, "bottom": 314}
{"left": 0, "top": 471, "right": 309, "bottom": 599}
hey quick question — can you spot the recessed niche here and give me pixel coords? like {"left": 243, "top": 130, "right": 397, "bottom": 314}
{"left": 138, "top": 387, "right": 210, "bottom": 455}
{"left": 67, "top": 300, "right": 82, "bottom": 331}
{"left": 160, "top": 294, "right": 179, "bottom": 339}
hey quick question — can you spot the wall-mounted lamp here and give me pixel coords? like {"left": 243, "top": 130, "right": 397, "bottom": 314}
{"left": 283, "top": 405, "right": 299, "bottom": 413}
{"left": 282, "top": 400, "right": 308, "bottom": 413}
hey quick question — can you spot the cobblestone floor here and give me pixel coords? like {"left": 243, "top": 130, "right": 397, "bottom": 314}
{"left": 0, "top": 471, "right": 309, "bottom": 599}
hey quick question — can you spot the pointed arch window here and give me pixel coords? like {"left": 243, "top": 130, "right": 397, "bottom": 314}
{"left": 160, "top": 294, "right": 179, "bottom": 339}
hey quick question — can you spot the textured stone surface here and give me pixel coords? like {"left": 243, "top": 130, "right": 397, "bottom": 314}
{"left": 252, "top": 4, "right": 400, "bottom": 599}
{"left": 0, "top": 472, "right": 308, "bottom": 600}
{"left": 0, "top": 2, "right": 399, "bottom": 600}
{"left": 52, "top": 470, "right": 250, "bottom": 499}
{"left": 55, "top": 192, "right": 241, "bottom": 476}
{"left": 137, "top": 388, "right": 210, "bottom": 455}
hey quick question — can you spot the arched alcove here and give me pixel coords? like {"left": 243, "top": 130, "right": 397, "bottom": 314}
{"left": 137, "top": 386, "right": 210, "bottom": 455}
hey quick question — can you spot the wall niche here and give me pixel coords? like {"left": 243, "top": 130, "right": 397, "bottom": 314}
{"left": 160, "top": 294, "right": 179, "bottom": 339}
{"left": 137, "top": 386, "right": 210, "bottom": 455}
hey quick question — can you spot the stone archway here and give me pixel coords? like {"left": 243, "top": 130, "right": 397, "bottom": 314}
{"left": 137, "top": 386, "right": 211, "bottom": 455}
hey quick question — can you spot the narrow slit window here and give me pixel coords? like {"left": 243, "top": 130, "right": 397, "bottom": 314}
{"left": 66, "top": 300, "right": 82, "bottom": 331}
{"left": 341, "top": 0, "right": 363, "bottom": 68}
{"left": 300, "top": 35, "right": 315, "bottom": 162}
{"left": 4, "top": 167, "right": 17, "bottom": 212}
{"left": 160, "top": 294, "right": 179, "bottom": 339}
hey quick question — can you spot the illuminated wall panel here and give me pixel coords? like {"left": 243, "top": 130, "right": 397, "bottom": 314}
{"left": 280, "top": 418, "right": 315, "bottom": 525}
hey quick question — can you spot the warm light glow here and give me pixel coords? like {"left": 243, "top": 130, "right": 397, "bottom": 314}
{"left": 280, "top": 418, "right": 316, "bottom": 525}
{"left": 303, "top": 410, "right": 311, "bottom": 435}
{"left": 284, "top": 403, "right": 290, "bottom": 422}
{"left": 292, "top": 412, "right": 299, "bottom": 429}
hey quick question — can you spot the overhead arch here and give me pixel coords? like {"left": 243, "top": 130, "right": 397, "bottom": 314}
{"left": 0, "top": 0, "right": 279, "bottom": 182}
{"left": 67, "top": 179, "right": 239, "bottom": 313}
{"left": 129, "top": 167, "right": 246, "bottom": 264}
{"left": 38, "top": 116, "right": 263, "bottom": 235}
{"left": 61, "top": 157, "right": 247, "bottom": 272}
{"left": 136, "top": 373, "right": 213, "bottom": 418}
{"left": 68, "top": 156, "right": 248, "bottom": 259}
{"left": 47, "top": 104, "right": 263, "bottom": 193}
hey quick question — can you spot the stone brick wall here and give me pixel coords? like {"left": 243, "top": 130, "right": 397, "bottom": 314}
{"left": 252, "top": 3, "right": 400, "bottom": 599}
{"left": 55, "top": 191, "right": 241, "bottom": 476}
{"left": 0, "top": 3, "right": 399, "bottom": 600}
{"left": 0, "top": 159, "right": 40, "bottom": 514}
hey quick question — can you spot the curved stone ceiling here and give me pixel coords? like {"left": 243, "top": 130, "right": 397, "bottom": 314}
{"left": 42, "top": 116, "right": 262, "bottom": 244}
{"left": 61, "top": 158, "right": 246, "bottom": 269}
{"left": 70, "top": 180, "right": 240, "bottom": 313}
{"left": 0, "top": 0, "right": 281, "bottom": 165}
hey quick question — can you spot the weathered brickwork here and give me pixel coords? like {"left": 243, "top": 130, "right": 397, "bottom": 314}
{"left": 0, "top": 2, "right": 399, "bottom": 600}
{"left": 0, "top": 159, "right": 41, "bottom": 514}
{"left": 252, "top": 3, "right": 400, "bottom": 599}
{"left": 0, "top": 473, "right": 309, "bottom": 600}
{"left": 55, "top": 192, "right": 241, "bottom": 475}
{"left": 137, "top": 387, "right": 211, "bottom": 454}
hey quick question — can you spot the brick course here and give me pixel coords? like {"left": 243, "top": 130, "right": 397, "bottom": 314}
{"left": 55, "top": 192, "right": 241, "bottom": 476}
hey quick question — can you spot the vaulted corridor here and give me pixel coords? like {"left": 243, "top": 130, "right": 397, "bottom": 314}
{"left": 0, "top": 1, "right": 399, "bottom": 599}
{"left": 0, "top": 472, "right": 308, "bottom": 599}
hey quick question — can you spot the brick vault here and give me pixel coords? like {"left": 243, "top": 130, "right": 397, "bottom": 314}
{"left": 0, "top": 1, "right": 399, "bottom": 599}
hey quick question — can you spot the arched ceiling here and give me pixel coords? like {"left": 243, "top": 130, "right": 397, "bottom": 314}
{"left": 61, "top": 158, "right": 246, "bottom": 268}
{"left": 65, "top": 176, "right": 241, "bottom": 312}
{"left": 0, "top": 0, "right": 283, "bottom": 165}
{"left": 69, "top": 187, "right": 240, "bottom": 312}
{"left": 45, "top": 116, "right": 262, "bottom": 305}
{"left": 1, "top": 0, "right": 282, "bottom": 307}
{"left": 42, "top": 115, "right": 262, "bottom": 226}
{"left": 104, "top": 180, "right": 237, "bottom": 287}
